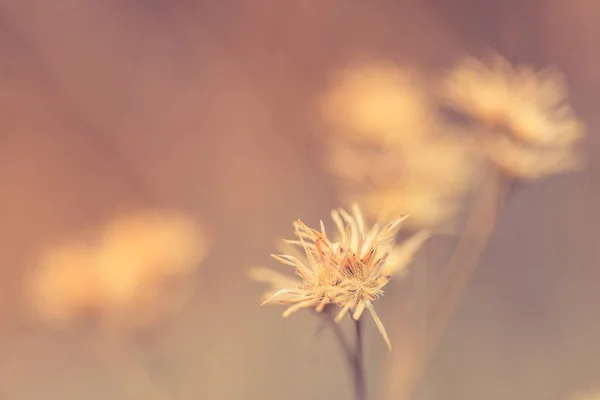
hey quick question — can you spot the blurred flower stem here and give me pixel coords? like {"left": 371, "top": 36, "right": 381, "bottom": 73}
{"left": 354, "top": 319, "right": 367, "bottom": 400}
{"left": 386, "top": 169, "right": 515, "bottom": 399}
{"left": 323, "top": 311, "right": 368, "bottom": 400}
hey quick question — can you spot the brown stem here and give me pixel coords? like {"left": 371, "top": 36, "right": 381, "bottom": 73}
{"left": 322, "top": 313, "right": 368, "bottom": 400}
{"left": 427, "top": 175, "right": 513, "bottom": 351}
{"left": 385, "top": 172, "right": 513, "bottom": 399}
{"left": 325, "top": 315, "right": 355, "bottom": 370}
{"left": 353, "top": 318, "right": 367, "bottom": 400}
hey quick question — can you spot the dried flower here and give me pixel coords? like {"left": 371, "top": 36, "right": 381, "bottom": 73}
{"left": 27, "top": 210, "right": 209, "bottom": 331}
{"left": 441, "top": 52, "right": 585, "bottom": 179}
{"left": 249, "top": 205, "right": 430, "bottom": 349}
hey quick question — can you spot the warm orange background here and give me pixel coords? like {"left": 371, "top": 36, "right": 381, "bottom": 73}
{"left": 0, "top": 1, "right": 598, "bottom": 399}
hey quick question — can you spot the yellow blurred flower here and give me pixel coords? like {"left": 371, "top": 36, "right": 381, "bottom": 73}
{"left": 479, "top": 135, "right": 582, "bottom": 180}
{"left": 441, "top": 52, "right": 585, "bottom": 179}
{"left": 27, "top": 210, "right": 209, "bottom": 331}
{"left": 355, "top": 185, "right": 460, "bottom": 229}
{"left": 320, "top": 62, "right": 437, "bottom": 146}
{"left": 320, "top": 61, "right": 479, "bottom": 230}
{"left": 28, "top": 243, "right": 101, "bottom": 326}
{"left": 248, "top": 205, "right": 430, "bottom": 349}
{"left": 327, "top": 134, "right": 478, "bottom": 230}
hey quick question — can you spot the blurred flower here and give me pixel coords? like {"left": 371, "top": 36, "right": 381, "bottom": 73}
{"left": 27, "top": 210, "right": 209, "bottom": 332}
{"left": 320, "top": 62, "right": 437, "bottom": 146}
{"left": 441, "top": 52, "right": 585, "bottom": 179}
{"left": 570, "top": 390, "right": 600, "bottom": 400}
{"left": 479, "top": 135, "right": 581, "bottom": 180}
{"left": 28, "top": 243, "right": 101, "bottom": 326}
{"left": 320, "top": 62, "right": 479, "bottom": 230}
{"left": 248, "top": 205, "right": 430, "bottom": 349}
{"left": 327, "top": 133, "right": 478, "bottom": 230}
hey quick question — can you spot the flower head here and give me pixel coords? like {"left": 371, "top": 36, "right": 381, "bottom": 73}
{"left": 249, "top": 205, "right": 430, "bottom": 349}
{"left": 441, "top": 52, "right": 585, "bottom": 179}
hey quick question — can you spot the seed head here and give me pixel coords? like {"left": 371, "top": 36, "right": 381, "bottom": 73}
{"left": 249, "top": 205, "right": 430, "bottom": 349}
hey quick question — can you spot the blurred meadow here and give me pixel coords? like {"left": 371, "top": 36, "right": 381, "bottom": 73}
{"left": 0, "top": 1, "right": 599, "bottom": 400}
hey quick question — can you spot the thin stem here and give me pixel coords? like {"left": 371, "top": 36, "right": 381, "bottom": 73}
{"left": 427, "top": 176, "right": 512, "bottom": 350}
{"left": 325, "top": 315, "right": 355, "bottom": 370}
{"left": 353, "top": 318, "right": 367, "bottom": 400}
{"left": 321, "top": 312, "right": 368, "bottom": 400}
{"left": 385, "top": 172, "right": 514, "bottom": 399}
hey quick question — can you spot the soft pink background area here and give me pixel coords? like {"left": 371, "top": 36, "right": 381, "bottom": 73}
{"left": 0, "top": 1, "right": 598, "bottom": 399}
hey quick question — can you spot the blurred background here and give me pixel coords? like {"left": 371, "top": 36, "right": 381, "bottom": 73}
{"left": 0, "top": 1, "right": 599, "bottom": 399}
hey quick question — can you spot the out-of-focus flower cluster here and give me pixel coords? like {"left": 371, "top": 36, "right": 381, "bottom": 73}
{"left": 321, "top": 62, "right": 479, "bottom": 231}
{"left": 319, "top": 53, "right": 586, "bottom": 230}
{"left": 27, "top": 210, "right": 209, "bottom": 333}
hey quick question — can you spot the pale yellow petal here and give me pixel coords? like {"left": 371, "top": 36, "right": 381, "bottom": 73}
{"left": 319, "top": 220, "right": 327, "bottom": 238}
{"left": 282, "top": 299, "right": 317, "bottom": 318}
{"left": 384, "top": 213, "right": 410, "bottom": 236}
{"left": 260, "top": 288, "right": 299, "bottom": 307}
{"left": 334, "top": 302, "right": 352, "bottom": 323}
{"left": 366, "top": 301, "right": 391, "bottom": 350}
{"left": 331, "top": 209, "right": 346, "bottom": 237}
{"left": 271, "top": 254, "right": 314, "bottom": 279}
{"left": 351, "top": 203, "right": 365, "bottom": 238}
{"left": 352, "top": 301, "right": 366, "bottom": 321}
{"left": 315, "top": 297, "right": 330, "bottom": 312}
{"left": 381, "top": 230, "right": 431, "bottom": 276}
{"left": 246, "top": 267, "right": 301, "bottom": 289}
